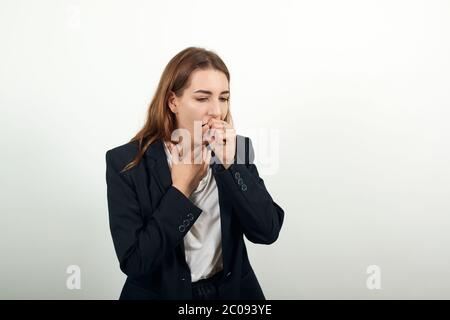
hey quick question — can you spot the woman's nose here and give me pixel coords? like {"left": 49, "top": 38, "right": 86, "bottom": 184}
{"left": 208, "top": 102, "right": 221, "bottom": 117}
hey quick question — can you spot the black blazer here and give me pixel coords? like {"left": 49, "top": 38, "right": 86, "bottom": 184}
{"left": 105, "top": 135, "right": 285, "bottom": 300}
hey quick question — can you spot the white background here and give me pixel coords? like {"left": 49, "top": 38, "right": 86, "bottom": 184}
{"left": 1, "top": 0, "right": 449, "bottom": 299}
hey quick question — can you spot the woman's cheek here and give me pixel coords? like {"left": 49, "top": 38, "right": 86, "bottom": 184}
{"left": 185, "top": 103, "right": 202, "bottom": 119}
{"left": 221, "top": 106, "right": 228, "bottom": 119}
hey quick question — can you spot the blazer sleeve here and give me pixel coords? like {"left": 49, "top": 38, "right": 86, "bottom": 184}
{"left": 105, "top": 150, "right": 203, "bottom": 278}
{"left": 212, "top": 136, "right": 285, "bottom": 245}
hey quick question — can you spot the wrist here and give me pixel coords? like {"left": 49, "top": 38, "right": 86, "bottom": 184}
{"left": 172, "top": 183, "right": 191, "bottom": 198}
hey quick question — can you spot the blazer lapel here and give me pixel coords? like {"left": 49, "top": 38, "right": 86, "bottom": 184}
{"left": 144, "top": 138, "right": 172, "bottom": 193}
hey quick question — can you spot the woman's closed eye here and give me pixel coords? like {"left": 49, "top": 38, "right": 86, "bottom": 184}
{"left": 196, "top": 97, "right": 229, "bottom": 102}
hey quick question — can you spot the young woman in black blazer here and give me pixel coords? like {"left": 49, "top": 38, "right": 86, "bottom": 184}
{"left": 105, "top": 47, "right": 285, "bottom": 300}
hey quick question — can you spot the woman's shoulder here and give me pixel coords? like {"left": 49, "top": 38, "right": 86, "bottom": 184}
{"left": 105, "top": 140, "right": 140, "bottom": 171}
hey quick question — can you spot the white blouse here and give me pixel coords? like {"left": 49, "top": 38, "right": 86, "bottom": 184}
{"left": 162, "top": 141, "right": 224, "bottom": 282}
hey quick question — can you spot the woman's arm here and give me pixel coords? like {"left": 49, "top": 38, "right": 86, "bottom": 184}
{"left": 105, "top": 150, "right": 202, "bottom": 278}
{"left": 213, "top": 137, "right": 285, "bottom": 245}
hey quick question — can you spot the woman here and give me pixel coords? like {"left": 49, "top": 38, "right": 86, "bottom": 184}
{"left": 105, "top": 47, "right": 285, "bottom": 300}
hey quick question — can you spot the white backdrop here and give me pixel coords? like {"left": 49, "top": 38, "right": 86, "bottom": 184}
{"left": 1, "top": 0, "right": 450, "bottom": 299}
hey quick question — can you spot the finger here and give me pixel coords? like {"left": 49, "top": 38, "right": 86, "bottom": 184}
{"left": 207, "top": 118, "right": 221, "bottom": 129}
{"left": 202, "top": 145, "right": 207, "bottom": 164}
{"left": 215, "top": 130, "right": 226, "bottom": 145}
{"left": 223, "top": 129, "right": 236, "bottom": 142}
{"left": 223, "top": 127, "right": 235, "bottom": 136}
{"left": 204, "top": 128, "right": 217, "bottom": 144}
{"left": 213, "top": 127, "right": 226, "bottom": 134}
{"left": 203, "top": 129, "right": 213, "bottom": 144}
{"left": 210, "top": 127, "right": 225, "bottom": 140}
{"left": 209, "top": 122, "right": 223, "bottom": 129}
{"left": 209, "top": 121, "right": 229, "bottom": 130}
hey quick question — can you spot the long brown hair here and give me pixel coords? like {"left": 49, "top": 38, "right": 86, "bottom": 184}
{"left": 121, "top": 47, "right": 233, "bottom": 173}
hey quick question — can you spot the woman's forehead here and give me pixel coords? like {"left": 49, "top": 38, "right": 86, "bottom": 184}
{"left": 188, "top": 69, "right": 229, "bottom": 93}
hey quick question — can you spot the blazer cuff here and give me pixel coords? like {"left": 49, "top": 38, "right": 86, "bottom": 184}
{"left": 152, "top": 186, "right": 203, "bottom": 247}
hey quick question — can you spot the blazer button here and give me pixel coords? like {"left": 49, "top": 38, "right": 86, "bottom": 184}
{"left": 178, "top": 225, "right": 185, "bottom": 232}
{"left": 234, "top": 172, "right": 240, "bottom": 180}
{"left": 181, "top": 277, "right": 186, "bottom": 281}
{"left": 226, "top": 272, "right": 232, "bottom": 277}
{"left": 241, "top": 184, "right": 247, "bottom": 191}
{"left": 237, "top": 178, "right": 243, "bottom": 185}
{"left": 187, "top": 213, "right": 194, "bottom": 221}
{"left": 183, "top": 219, "right": 190, "bottom": 227}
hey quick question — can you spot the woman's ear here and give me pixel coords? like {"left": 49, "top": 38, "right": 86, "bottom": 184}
{"left": 167, "top": 91, "right": 178, "bottom": 114}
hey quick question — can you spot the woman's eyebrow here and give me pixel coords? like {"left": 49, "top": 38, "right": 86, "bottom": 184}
{"left": 193, "top": 89, "right": 230, "bottom": 95}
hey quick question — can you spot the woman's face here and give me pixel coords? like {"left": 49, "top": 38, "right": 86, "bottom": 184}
{"left": 168, "top": 69, "right": 230, "bottom": 145}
